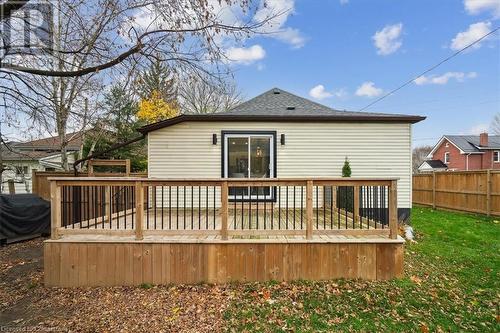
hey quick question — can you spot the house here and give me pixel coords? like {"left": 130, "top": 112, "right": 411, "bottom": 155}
{"left": 421, "top": 133, "right": 500, "bottom": 172}
{"left": 138, "top": 88, "right": 425, "bottom": 222}
{"left": 417, "top": 159, "right": 448, "bottom": 173}
{"left": 0, "top": 133, "right": 82, "bottom": 194}
{"left": 44, "top": 88, "right": 427, "bottom": 286}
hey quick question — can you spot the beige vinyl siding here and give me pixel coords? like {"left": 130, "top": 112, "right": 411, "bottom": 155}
{"left": 148, "top": 121, "right": 412, "bottom": 208}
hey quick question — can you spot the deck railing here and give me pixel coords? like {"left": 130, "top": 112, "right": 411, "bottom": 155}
{"left": 49, "top": 177, "right": 399, "bottom": 240}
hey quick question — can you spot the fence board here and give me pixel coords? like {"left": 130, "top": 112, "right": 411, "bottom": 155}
{"left": 413, "top": 170, "right": 499, "bottom": 216}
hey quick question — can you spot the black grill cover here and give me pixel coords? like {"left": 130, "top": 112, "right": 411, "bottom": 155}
{"left": 0, "top": 194, "right": 50, "bottom": 241}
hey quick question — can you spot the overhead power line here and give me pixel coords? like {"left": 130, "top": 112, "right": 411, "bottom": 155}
{"left": 359, "top": 26, "right": 500, "bottom": 112}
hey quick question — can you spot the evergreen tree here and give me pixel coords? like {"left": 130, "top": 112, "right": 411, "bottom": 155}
{"left": 136, "top": 58, "right": 178, "bottom": 105}
{"left": 84, "top": 84, "right": 147, "bottom": 171}
{"left": 342, "top": 157, "right": 352, "bottom": 177}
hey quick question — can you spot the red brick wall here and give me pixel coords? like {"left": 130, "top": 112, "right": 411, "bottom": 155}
{"left": 433, "top": 139, "right": 466, "bottom": 170}
{"left": 432, "top": 139, "right": 500, "bottom": 170}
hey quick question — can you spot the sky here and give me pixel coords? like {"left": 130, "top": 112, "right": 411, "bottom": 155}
{"left": 223, "top": 0, "right": 500, "bottom": 148}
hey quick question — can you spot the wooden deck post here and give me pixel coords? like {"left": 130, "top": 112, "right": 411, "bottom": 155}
{"left": 486, "top": 169, "right": 491, "bottom": 216}
{"left": 125, "top": 159, "right": 131, "bottom": 176}
{"left": 8, "top": 179, "right": 15, "bottom": 194}
{"left": 135, "top": 181, "right": 144, "bottom": 240}
{"left": 306, "top": 180, "right": 313, "bottom": 240}
{"left": 353, "top": 185, "right": 360, "bottom": 225}
{"left": 50, "top": 181, "right": 61, "bottom": 239}
{"left": 221, "top": 181, "right": 228, "bottom": 240}
{"left": 389, "top": 180, "right": 398, "bottom": 239}
{"left": 432, "top": 171, "right": 436, "bottom": 209}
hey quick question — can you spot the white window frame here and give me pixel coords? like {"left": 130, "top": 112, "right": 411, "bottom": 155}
{"left": 444, "top": 152, "right": 450, "bottom": 164}
{"left": 223, "top": 133, "right": 275, "bottom": 200}
{"left": 494, "top": 151, "right": 500, "bottom": 163}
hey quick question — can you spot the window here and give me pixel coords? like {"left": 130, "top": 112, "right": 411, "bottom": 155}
{"left": 45, "top": 167, "right": 56, "bottom": 171}
{"left": 15, "top": 166, "right": 28, "bottom": 175}
{"left": 222, "top": 131, "right": 276, "bottom": 200}
{"left": 494, "top": 151, "right": 500, "bottom": 163}
{"left": 444, "top": 152, "right": 450, "bottom": 164}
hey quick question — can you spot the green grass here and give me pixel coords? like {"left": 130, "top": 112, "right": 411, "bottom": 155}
{"left": 224, "top": 207, "right": 500, "bottom": 332}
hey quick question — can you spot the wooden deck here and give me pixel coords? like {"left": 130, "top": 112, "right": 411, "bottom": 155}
{"left": 45, "top": 177, "right": 403, "bottom": 286}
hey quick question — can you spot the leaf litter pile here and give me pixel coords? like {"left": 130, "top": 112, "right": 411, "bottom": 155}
{"left": 1, "top": 207, "right": 499, "bottom": 332}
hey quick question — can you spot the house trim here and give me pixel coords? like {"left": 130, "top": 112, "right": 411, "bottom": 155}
{"left": 139, "top": 114, "right": 426, "bottom": 134}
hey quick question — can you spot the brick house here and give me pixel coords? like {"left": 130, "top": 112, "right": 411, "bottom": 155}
{"left": 420, "top": 132, "right": 500, "bottom": 172}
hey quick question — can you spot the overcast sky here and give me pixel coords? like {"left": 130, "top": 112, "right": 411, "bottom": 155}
{"left": 225, "top": 0, "right": 500, "bottom": 147}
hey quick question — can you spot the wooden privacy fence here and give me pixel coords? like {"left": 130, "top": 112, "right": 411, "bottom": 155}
{"left": 49, "top": 177, "right": 399, "bottom": 240}
{"left": 412, "top": 170, "right": 500, "bottom": 216}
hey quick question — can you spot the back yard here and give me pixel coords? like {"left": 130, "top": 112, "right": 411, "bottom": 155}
{"left": 0, "top": 207, "right": 498, "bottom": 332}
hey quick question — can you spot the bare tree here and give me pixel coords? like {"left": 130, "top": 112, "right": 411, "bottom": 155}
{"left": 179, "top": 75, "right": 242, "bottom": 114}
{"left": 490, "top": 113, "right": 500, "bottom": 135}
{"left": 0, "top": 0, "right": 283, "bottom": 163}
{"left": 412, "top": 145, "right": 433, "bottom": 174}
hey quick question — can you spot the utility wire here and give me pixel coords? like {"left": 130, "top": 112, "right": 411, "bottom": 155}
{"left": 359, "top": 26, "right": 500, "bottom": 112}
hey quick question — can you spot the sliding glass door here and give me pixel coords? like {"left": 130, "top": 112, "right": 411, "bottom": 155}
{"left": 224, "top": 133, "right": 274, "bottom": 200}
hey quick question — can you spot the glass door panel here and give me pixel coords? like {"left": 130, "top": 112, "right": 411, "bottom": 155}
{"left": 250, "top": 137, "right": 271, "bottom": 197}
{"left": 227, "top": 137, "right": 249, "bottom": 197}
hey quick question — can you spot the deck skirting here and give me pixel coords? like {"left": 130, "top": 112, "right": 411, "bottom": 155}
{"left": 44, "top": 240, "right": 403, "bottom": 286}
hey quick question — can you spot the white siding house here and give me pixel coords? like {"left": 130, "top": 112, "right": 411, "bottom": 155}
{"left": 140, "top": 88, "right": 425, "bottom": 221}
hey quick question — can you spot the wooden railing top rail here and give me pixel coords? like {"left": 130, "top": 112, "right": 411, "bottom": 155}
{"left": 48, "top": 177, "right": 400, "bottom": 185}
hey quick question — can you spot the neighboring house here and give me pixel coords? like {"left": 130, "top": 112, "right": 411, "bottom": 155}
{"left": 421, "top": 133, "right": 500, "bottom": 172}
{"left": 418, "top": 160, "right": 448, "bottom": 173}
{"left": 138, "top": 88, "right": 425, "bottom": 221}
{"left": 0, "top": 133, "right": 83, "bottom": 194}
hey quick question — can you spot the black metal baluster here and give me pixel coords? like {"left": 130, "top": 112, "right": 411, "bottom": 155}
{"left": 345, "top": 187, "right": 348, "bottom": 229}
{"left": 131, "top": 186, "right": 135, "bottom": 229}
{"left": 264, "top": 190, "right": 267, "bottom": 230}
{"left": 256, "top": 188, "right": 259, "bottom": 230}
{"left": 286, "top": 186, "right": 288, "bottom": 229}
{"left": 213, "top": 186, "right": 216, "bottom": 229}
{"left": 323, "top": 186, "right": 326, "bottom": 229}
{"left": 316, "top": 186, "right": 319, "bottom": 228}
{"left": 205, "top": 186, "right": 208, "bottom": 229}
{"left": 198, "top": 186, "right": 201, "bottom": 230}
{"left": 161, "top": 186, "right": 164, "bottom": 230}
{"left": 191, "top": 186, "right": 194, "bottom": 230}
{"left": 352, "top": 186, "right": 355, "bottom": 229}
{"left": 293, "top": 186, "right": 296, "bottom": 230}
{"left": 330, "top": 186, "right": 333, "bottom": 229}
{"left": 168, "top": 186, "right": 171, "bottom": 229}
{"left": 93, "top": 186, "right": 97, "bottom": 229}
{"left": 278, "top": 186, "right": 281, "bottom": 229}
{"left": 183, "top": 186, "right": 186, "bottom": 229}
{"left": 176, "top": 186, "right": 179, "bottom": 230}
{"left": 248, "top": 187, "right": 252, "bottom": 229}
{"left": 101, "top": 186, "right": 105, "bottom": 229}
{"left": 241, "top": 189, "right": 244, "bottom": 229}
{"left": 337, "top": 187, "right": 340, "bottom": 229}
{"left": 300, "top": 186, "right": 303, "bottom": 229}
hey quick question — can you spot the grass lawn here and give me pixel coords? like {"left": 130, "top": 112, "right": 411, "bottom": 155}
{"left": 224, "top": 207, "right": 500, "bottom": 332}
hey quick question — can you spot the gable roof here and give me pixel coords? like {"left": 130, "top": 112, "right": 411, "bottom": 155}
{"left": 0, "top": 144, "right": 63, "bottom": 161}
{"left": 428, "top": 134, "right": 500, "bottom": 157}
{"left": 14, "top": 131, "right": 84, "bottom": 151}
{"left": 419, "top": 159, "right": 448, "bottom": 169}
{"left": 138, "top": 88, "right": 425, "bottom": 134}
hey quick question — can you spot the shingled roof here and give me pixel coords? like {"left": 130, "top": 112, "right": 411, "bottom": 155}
{"left": 139, "top": 88, "right": 425, "bottom": 134}
{"left": 444, "top": 135, "right": 500, "bottom": 153}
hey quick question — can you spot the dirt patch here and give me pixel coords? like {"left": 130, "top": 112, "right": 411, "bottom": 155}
{"left": 0, "top": 238, "right": 231, "bottom": 332}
